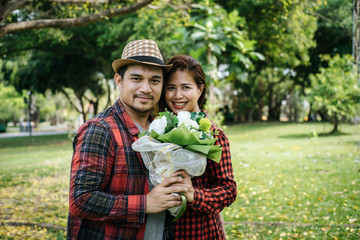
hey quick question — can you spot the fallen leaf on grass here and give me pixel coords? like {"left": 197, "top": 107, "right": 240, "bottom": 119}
{"left": 349, "top": 218, "right": 357, "bottom": 223}
{"left": 333, "top": 192, "right": 343, "bottom": 195}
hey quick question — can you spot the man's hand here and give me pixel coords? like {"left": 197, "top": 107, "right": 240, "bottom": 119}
{"left": 145, "top": 176, "right": 187, "bottom": 213}
{"left": 171, "top": 170, "right": 195, "bottom": 203}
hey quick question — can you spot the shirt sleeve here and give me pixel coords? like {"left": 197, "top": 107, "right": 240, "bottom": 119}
{"left": 187, "top": 127, "right": 237, "bottom": 214}
{"left": 68, "top": 121, "right": 146, "bottom": 224}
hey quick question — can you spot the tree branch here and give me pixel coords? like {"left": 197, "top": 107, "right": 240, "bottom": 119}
{"left": 263, "top": 71, "right": 291, "bottom": 96}
{"left": 0, "top": 45, "right": 85, "bottom": 56}
{"left": 1, "top": 0, "right": 30, "bottom": 20}
{"left": 49, "top": 0, "right": 109, "bottom": 3}
{"left": 0, "top": 0, "right": 153, "bottom": 38}
{"left": 59, "top": 88, "right": 81, "bottom": 113}
{"left": 106, "top": 81, "right": 111, "bottom": 108}
{"left": 82, "top": 94, "right": 93, "bottom": 103}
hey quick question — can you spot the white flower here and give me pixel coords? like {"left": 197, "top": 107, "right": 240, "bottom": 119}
{"left": 149, "top": 116, "right": 167, "bottom": 135}
{"left": 177, "top": 111, "right": 199, "bottom": 130}
{"left": 177, "top": 111, "right": 191, "bottom": 122}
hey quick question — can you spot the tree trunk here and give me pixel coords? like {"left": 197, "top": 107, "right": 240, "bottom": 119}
{"left": 247, "top": 108, "right": 254, "bottom": 123}
{"left": 307, "top": 102, "right": 313, "bottom": 121}
{"left": 330, "top": 116, "right": 339, "bottom": 134}
{"left": 268, "top": 87, "right": 279, "bottom": 121}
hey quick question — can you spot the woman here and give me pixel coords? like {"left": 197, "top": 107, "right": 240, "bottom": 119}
{"left": 160, "top": 55, "right": 237, "bottom": 239}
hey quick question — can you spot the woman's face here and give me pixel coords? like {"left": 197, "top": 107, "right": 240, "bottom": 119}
{"left": 165, "top": 70, "right": 203, "bottom": 114}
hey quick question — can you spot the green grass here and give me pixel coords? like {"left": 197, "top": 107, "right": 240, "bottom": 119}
{"left": 223, "top": 122, "right": 360, "bottom": 239}
{"left": 0, "top": 134, "right": 72, "bottom": 239}
{"left": 0, "top": 123, "right": 359, "bottom": 239}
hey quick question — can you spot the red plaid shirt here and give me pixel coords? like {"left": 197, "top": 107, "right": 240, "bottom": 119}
{"left": 174, "top": 123, "right": 237, "bottom": 239}
{"left": 67, "top": 99, "right": 150, "bottom": 240}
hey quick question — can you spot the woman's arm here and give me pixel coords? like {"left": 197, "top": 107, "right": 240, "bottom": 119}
{"left": 187, "top": 127, "right": 237, "bottom": 214}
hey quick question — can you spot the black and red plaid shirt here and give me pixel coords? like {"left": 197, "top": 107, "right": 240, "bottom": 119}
{"left": 67, "top": 99, "right": 150, "bottom": 240}
{"left": 174, "top": 123, "right": 237, "bottom": 239}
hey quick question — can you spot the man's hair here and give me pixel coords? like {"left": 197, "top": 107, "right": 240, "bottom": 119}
{"left": 117, "top": 65, "right": 128, "bottom": 79}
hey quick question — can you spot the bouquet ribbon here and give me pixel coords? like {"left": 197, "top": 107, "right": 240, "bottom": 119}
{"left": 150, "top": 124, "right": 222, "bottom": 163}
{"left": 172, "top": 194, "right": 187, "bottom": 222}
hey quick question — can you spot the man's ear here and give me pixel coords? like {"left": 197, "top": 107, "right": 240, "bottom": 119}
{"left": 114, "top": 73, "right": 122, "bottom": 88}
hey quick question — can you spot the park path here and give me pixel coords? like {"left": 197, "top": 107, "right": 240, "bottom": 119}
{"left": 0, "top": 125, "right": 75, "bottom": 138}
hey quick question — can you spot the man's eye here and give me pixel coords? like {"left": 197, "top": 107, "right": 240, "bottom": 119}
{"left": 167, "top": 86, "right": 175, "bottom": 90}
{"left": 130, "top": 76, "right": 142, "bottom": 81}
{"left": 151, "top": 79, "right": 161, "bottom": 84}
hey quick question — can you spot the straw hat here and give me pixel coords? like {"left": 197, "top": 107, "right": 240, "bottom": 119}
{"left": 112, "top": 39, "right": 172, "bottom": 73}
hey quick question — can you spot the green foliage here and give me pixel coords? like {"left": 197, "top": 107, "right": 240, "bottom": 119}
{"left": 0, "top": 82, "right": 25, "bottom": 125}
{"left": 308, "top": 54, "right": 360, "bottom": 132}
{"left": 157, "top": 111, "right": 179, "bottom": 133}
{"left": 127, "top": 0, "right": 190, "bottom": 61}
{"left": 185, "top": 0, "right": 259, "bottom": 82}
{"left": 238, "top": 0, "right": 319, "bottom": 68}
{"left": 2, "top": 21, "right": 120, "bottom": 121}
{"left": 315, "top": 0, "right": 353, "bottom": 55}
{"left": 1, "top": 0, "right": 356, "bottom": 126}
{"left": 229, "top": 0, "right": 321, "bottom": 121}
{"left": 294, "top": 0, "right": 353, "bottom": 93}
{"left": 2, "top": 0, "right": 135, "bottom": 25}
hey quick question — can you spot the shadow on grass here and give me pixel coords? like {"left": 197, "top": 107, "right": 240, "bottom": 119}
{"left": 278, "top": 131, "right": 351, "bottom": 139}
{"left": 0, "top": 134, "right": 72, "bottom": 149}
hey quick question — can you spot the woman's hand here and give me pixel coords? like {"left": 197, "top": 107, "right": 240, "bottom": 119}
{"left": 172, "top": 170, "right": 195, "bottom": 203}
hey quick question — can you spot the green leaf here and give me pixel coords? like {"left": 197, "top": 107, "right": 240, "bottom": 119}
{"left": 185, "top": 144, "right": 212, "bottom": 154}
{"left": 149, "top": 130, "right": 160, "bottom": 139}
{"left": 191, "top": 31, "right": 206, "bottom": 40}
{"left": 207, "top": 146, "right": 223, "bottom": 163}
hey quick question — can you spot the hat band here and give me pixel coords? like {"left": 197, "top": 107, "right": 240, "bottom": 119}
{"left": 127, "top": 56, "right": 165, "bottom": 66}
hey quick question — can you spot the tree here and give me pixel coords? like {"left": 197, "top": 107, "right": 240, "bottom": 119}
{"left": 297, "top": 0, "right": 353, "bottom": 120}
{"left": 308, "top": 54, "right": 360, "bottom": 134}
{"left": 0, "top": 0, "right": 153, "bottom": 38}
{"left": 11, "top": 45, "right": 112, "bottom": 123}
{"left": 0, "top": 19, "right": 116, "bottom": 123}
{"left": 175, "top": 0, "right": 260, "bottom": 123}
{"left": 234, "top": 0, "right": 320, "bottom": 121}
{"left": 36, "top": 90, "right": 73, "bottom": 125}
{"left": 0, "top": 82, "right": 25, "bottom": 128}
{"left": 1, "top": 0, "right": 189, "bottom": 122}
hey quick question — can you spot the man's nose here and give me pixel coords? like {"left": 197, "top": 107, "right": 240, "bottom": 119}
{"left": 140, "top": 80, "right": 152, "bottom": 93}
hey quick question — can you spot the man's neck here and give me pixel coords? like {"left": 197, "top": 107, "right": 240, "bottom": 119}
{"left": 130, "top": 114, "right": 150, "bottom": 131}
{"left": 122, "top": 104, "right": 150, "bottom": 130}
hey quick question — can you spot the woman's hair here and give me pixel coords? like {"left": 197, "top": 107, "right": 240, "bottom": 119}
{"left": 159, "top": 55, "right": 207, "bottom": 112}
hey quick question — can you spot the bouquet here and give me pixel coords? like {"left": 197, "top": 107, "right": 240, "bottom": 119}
{"left": 132, "top": 111, "right": 222, "bottom": 221}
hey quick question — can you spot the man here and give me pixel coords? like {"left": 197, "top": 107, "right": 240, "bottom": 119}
{"left": 67, "top": 39, "right": 187, "bottom": 240}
